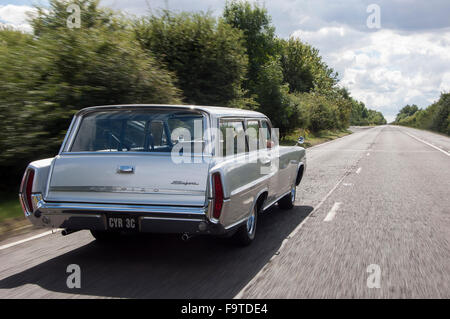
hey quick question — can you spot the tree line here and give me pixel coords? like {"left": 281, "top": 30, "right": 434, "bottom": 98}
{"left": 394, "top": 93, "right": 449, "bottom": 135}
{"left": 0, "top": 0, "right": 386, "bottom": 192}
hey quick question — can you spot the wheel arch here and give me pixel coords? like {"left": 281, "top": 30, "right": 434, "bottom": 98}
{"left": 296, "top": 163, "right": 305, "bottom": 186}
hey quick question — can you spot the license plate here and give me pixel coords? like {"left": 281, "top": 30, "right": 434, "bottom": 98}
{"left": 107, "top": 215, "right": 138, "bottom": 232}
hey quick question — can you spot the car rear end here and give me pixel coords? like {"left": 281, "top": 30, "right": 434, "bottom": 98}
{"left": 19, "top": 105, "right": 226, "bottom": 237}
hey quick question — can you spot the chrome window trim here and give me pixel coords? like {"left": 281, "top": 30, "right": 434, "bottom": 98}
{"left": 58, "top": 151, "right": 212, "bottom": 157}
{"left": 62, "top": 108, "right": 211, "bottom": 156}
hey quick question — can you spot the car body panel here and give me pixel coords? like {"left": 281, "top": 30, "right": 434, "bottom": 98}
{"left": 19, "top": 104, "right": 306, "bottom": 236}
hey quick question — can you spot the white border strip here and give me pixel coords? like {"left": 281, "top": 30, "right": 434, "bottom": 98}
{"left": 323, "top": 202, "right": 342, "bottom": 222}
{"left": 0, "top": 229, "right": 61, "bottom": 251}
{"left": 402, "top": 130, "right": 449, "bottom": 157}
{"left": 308, "top": 126, "right": 378, "bottom": 150}
{"left": 235, "top": 170, "right": 351, "bottom": 299}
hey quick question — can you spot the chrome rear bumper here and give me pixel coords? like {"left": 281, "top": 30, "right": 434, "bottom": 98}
{"left": 27, "top": 195, "right": 225, "bottom": 235}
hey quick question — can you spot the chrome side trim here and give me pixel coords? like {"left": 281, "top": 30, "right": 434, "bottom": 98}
{"left": 262, "top": 190, "right": 291, "bottom": 211}
{"left": 49, "top": 186, "right": 206, "bottom": 196}
{"left": 229, "top": 174, "right": 270, "bottom": 197}
{"left": 39, "top": 201, "right": 207, "bottom": 216}
{"left": 44, "top": 157, "right": 57, "bottom": 199}
{"left": 224, "top": 217, "right": 247, "bottom": 230}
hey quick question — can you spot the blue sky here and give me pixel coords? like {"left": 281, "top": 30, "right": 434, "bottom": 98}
{"left": 1, "top": 0, "right": 450, "bottom": 122}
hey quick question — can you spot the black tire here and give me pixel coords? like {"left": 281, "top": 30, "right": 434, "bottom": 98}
{"left": 90, "top": 230, "right": 121, "bottom": 242}
{"left": 232, "top": 206, "right": 258, "bottom": 246}
{"left": 278, "top": 186, "right": 296, "bottom": 210}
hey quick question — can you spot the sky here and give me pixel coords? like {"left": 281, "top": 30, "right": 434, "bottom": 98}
{"left": 1, "top": 1, "right": 450, "bottom": 122}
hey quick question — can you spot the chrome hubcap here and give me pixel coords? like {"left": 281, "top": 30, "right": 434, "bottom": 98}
{"left": 247, "top": 209, "right": 256, "bottom": 234}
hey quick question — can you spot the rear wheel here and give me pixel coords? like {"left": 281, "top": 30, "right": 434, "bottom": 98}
{"left": 278, "top": 185, "right": 296, "bottom": 210}
{"left": 233, "top": 205, "right": 258, "bottom": 246}
{"left": 90, "top": 230, "right": 121, "bottom": 242}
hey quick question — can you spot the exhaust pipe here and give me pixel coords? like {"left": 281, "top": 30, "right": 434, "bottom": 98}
{"left": 181, "top": 233, "right": 191, "bottom": 241}
{"left": 62, "top": 229, "right": 80, "bottom": 236}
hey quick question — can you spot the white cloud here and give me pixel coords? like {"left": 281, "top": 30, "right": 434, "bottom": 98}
{"left": 292, "top": 26, "right": 450, "bottom": 121}
{"left": 0, "top": 4, "right": 35, "bottom": 32}
{"left": 2, "top": 0, "right": 449, "bottom": 121}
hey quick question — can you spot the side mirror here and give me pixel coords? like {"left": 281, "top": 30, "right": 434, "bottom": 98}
{"left": 297, "top": 136, "right": 304, "bottom": 145}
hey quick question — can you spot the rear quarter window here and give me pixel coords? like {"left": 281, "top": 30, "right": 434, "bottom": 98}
{"left": 69, "top": 110, "right": 205, "bottom": 154}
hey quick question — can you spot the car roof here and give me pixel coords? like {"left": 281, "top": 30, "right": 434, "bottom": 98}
{"left": 76, "top": 104, "right": 267, "bottom": 118}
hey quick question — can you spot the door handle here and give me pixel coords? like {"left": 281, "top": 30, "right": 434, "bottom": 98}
{"left": 117, "top": 165, "right": 135, "bottom": 174}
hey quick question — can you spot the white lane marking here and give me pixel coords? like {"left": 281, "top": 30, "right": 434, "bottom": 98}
{"left": 235, "top": 169, "right": 352, "bottom": 299}
{"left": 356, "top": 167, "right": 362, "bottom": 174}
{"left": 323, "top": 202, "right": 342, "bottom": 222}
{"left": 343, "top": 183, "right": 353, "bottom": 186}
{"left": 402, "top": 130, "right": 450, "bottom": 157}
{"left": 367, "top": 152, "right": 370, "bottom": 156}
{"left": 0, "top": 229, "right": 61, "bottom": 251}
{"left": 308, "top": 126, "right": 379, "bottom": 150}
{"left": 235, "top": 127, "right": 386, "bottom": 299}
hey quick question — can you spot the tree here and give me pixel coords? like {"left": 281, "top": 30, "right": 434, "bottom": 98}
{"left": 0, "top": 0, "right": 181, "bottom": 192}
{"left": 395, "top": 104, "right": 419, "bottom": 122}
{"left": 134, "top": 11, "right": 248, "bottom": 107}
{"left": 278, "top": 38, "right": 316, "bottom": 93}
{"left": 223, "top": 0, "right": 278, "bottom": 91}
{"left": 431, "top": 93, "right": 449, "bottom": 134}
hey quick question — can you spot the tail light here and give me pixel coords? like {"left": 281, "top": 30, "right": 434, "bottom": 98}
{"left": 212, "top": 173, "right": 224, "bottom": 219}
{"left": 20, "top": 169, "right": 35, "bottom": 214}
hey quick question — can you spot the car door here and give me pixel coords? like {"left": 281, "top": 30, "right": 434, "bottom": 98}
{"left": 258, "top": 119, "right": 280, "bottom": 203}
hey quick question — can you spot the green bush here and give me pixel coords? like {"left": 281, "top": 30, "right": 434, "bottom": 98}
{"left": 396, "top": 93, "right": 449, "bottom": 135}
{"left": 0, "top": 0, "right": 181, "bottom": 192}
{"left": 134, "top": 11, "right": 248, "bottom": 107}
{"left": 0, "top": 0, "right": 388, "bottom": 193}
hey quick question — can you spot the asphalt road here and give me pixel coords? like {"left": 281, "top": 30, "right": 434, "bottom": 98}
{"left": 0, "top": 125, "right": 449, "bottom": 298}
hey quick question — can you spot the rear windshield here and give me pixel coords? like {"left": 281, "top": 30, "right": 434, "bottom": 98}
{"left": 69, "top": 109, "right": 205, "bottom": 153}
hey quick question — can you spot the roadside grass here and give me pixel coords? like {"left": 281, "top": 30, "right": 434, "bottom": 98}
{"left": 280, "top": 128, "right": 352, "bottom": 148}
{"left": 0, "top": 194, "right": 23, "bottom": 223}
{"left": 0, "top": 194, "right": 30, "bottom": 238}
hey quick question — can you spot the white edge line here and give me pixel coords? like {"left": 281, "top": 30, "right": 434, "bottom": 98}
{"left": 323, "top": 202, "right": 342, "bottom": 222}
{"left": 308, "top": 126, "right": 379, "bottom": 150}
{"left": 402, "top": 130, "right": 450, "bottom": 157}
{"left": 234, "top": 170, "right": 351, "bottom": 299}
{"left": 0, "top": 229, "right": 62, "bottom": 251}
{"left": 356, "top": 167, "right": 362, "bottom": 174}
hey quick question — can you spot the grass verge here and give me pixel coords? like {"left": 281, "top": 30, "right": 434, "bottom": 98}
{"left": 0, "top": 195, "right": 22, "bottom": 222}
{"left": 280, "top": 128, "right": 352, "bottom": 148}
{"left": 0, "top": 194, "right": 31, "bottom": 238}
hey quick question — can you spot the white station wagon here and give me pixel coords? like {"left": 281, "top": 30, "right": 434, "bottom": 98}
{"left": 19, "top": 105, "right": 306, "bottom": 245}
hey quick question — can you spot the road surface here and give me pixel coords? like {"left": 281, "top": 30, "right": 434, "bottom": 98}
{"left": 0, "top": 125, "right": 449, "bottom": 298}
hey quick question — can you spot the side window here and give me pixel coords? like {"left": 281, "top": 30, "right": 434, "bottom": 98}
{"left": 246, "top": 120, "right": 260, "bottom": 151}
{"left": 260, "top": 120, "right": 273, "bottom": 149}
{"left": 126, "top": 120, "right": 146, "bottom": 150}
{"left": 150, "top": 121, "right": 168, "bottom": 147}
{"left": 219, "top": 120, "right": 247, "bottom": 156}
